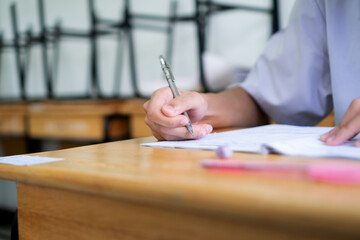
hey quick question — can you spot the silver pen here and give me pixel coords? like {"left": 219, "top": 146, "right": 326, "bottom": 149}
{"left": 159, "top": 55, "right": 194, "bottom": 137}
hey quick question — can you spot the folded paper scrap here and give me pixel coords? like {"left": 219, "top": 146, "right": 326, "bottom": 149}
{"left": 141, "top": 124, "right": 360, "bottom": 160}
{"left": 0, "top": 155, "right": 64, "bottom": 166}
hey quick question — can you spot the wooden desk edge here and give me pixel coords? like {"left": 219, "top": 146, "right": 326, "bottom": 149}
{"left": 1, "top": 137, "right": 360, "bottom": 237}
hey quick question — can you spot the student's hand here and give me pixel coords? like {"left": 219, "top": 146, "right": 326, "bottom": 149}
{"left": 320, "top": 98, "right": 360, "bottom": 147}
{"left": 143, "top": 87, "right": 213, "bottom": 140}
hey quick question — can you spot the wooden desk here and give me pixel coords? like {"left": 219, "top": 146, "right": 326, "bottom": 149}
{"left": 0, "top": 98, "right": 151, "bottom": 154}
{"left": 0, "top": 103, "right": 27, "bottom": 137}
{"left": 0, "top": 103, "right": 28, "bottom": 155}
{"left": 28, "top": 100, "right": 128, "bottom": 141}
{"left": 117, "top": 98, "right": 152, "bottom": 138}
{"left": 26, "top": 98, "right": 152, "bottom": 140}
{"left": 1, "top": 137, "right": 360, "bottom": 239}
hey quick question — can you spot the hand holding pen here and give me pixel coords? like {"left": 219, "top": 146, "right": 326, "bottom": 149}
{"left": 159, "top": 55, "right": 194, "bottom": 137}
{"left": 143, "top": 56, "right": 213, "bottom": 141}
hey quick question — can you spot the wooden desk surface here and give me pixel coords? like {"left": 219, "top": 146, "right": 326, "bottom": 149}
{"left": 27, "top": 100, "right": 129, "bottom": 140}
{"left": 1, "top": 137, "right": 360, "bottom": 238}
{"left": 0, "top": 102, "right": 28, "bottom": 136}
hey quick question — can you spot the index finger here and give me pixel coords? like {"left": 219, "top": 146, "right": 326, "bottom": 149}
{"left": 326, "top": 114, "right": 360, "bottom": 145}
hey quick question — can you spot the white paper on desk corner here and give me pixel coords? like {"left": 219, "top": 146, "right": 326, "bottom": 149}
{"left": 141, "top": 124, "right": 360, "bottom": 160}
{"left": 0, "top": 155, "right": 64, "bottom": 166}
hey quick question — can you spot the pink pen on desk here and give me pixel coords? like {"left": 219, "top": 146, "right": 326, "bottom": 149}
{"left": 200, "top": 159, "right": 360, "bottom": 184}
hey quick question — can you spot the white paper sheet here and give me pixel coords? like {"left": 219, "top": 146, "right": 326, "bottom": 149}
{"left": 141, "top": 124, "right": 360, "bottom": 160}
{"left": 0, "top": 155, "right": 64, "bottom": 166}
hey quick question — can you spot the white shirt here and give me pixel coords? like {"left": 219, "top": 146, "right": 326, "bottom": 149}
{"left": 239, "top": 0, "right": 360, "bottom": 125}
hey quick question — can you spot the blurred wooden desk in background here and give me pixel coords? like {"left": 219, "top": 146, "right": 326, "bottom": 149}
{"left": 117, "top": 98, "right": 152, "bottom": 138}
{"left": 0, "top": 99, "right": 152, "bottom": 155}
{"left": 0, "top": 103, "right": 27, "bottom": 137}
{"left": 0, "top": 136, "right": 359, "bottom": 239}
{"left": 28, "top": 100, "right": 128, "bottom": 141}
{"left": 0, "top": 99, "right": 335, "bottom": 155}
{"left": 0, "top": 103, "right": 28, "bottom": 155}
{"left": 28, "top": 98, "right": 153, "bottom": 141}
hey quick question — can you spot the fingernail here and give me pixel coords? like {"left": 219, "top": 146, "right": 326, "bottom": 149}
{"left": 326, "top": 136, "right": 334, "bottom": 144}
{"left": 199, "top": 126, "right": 212, "bottom": 137}
{"left": 196, "top": 129, "right": 205, "bottom": 138}
{"left": 319, "top": 134, "right": 327, "bottom": 141}
{"left": 201, "top": 129, "right": 207, "bottom": 137}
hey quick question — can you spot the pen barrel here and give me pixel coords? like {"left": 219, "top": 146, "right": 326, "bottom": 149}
{"left": 167, "top": 79, "right": 180, "bottom": 98}
{"left": 159, "top": 55, "right": 194, "bottom": 136}
{"left": 183, "top": 112, "right": 191, "bottom": 124}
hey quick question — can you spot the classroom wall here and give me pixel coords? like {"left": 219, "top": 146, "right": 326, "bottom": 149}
{"left": 0, "top": 0, "right": 295, "bottom": 99}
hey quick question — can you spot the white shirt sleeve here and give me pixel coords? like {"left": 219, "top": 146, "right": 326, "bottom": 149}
{"left": 238, "top": 0, "right": 333, "bottom": 126}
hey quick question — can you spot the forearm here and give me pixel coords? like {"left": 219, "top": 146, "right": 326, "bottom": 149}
{"left": 201, "top": 87, "right": 268, "bottom": 128}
